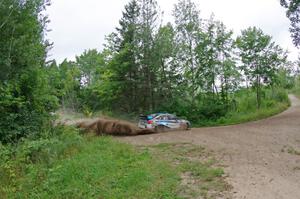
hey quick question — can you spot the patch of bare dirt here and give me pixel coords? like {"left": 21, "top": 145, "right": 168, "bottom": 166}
{"left": 141, "top": 143, "right": 232, "bottom": 199}
{"left": 117, "top": 95, "right": 300, "bottom": 199}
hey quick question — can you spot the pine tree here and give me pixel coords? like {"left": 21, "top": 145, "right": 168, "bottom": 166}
{"left": 136, "top": 0, "right": 159, "bottom": 111}
{"left": 102, "top": 0, "right": 142, "bottom": 112}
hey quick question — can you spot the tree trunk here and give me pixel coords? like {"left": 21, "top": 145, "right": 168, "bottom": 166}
{"left": 256, "top": 75, "right": 261, "bottom": 109}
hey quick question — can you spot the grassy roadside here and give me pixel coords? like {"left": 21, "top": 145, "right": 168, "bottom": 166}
{"left": 0, "top": 127, "right": 229, "bottom": 199}
{"left": 292, "top": 78, "right": 300, "bottom": 99}
{"left": 192, "top": 89, "right": 290, "bottom": 127}
{"left": 293, "top": 90, "right": 300, "bottom": 99}
{"left": 143, "top": 143, "right": 231, "bottom": 198}
{"left": 200, "top": 101, "right": 290, "bottom": 127}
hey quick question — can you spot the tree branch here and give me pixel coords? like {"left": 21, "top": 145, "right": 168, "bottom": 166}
{"left": 0, "top": 6, "right": 14, "bottom": 30}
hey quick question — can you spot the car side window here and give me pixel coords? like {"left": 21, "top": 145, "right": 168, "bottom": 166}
{"left": 167, "top": 115, "right": 173, "bottom": 120}
{"left": 157, "top": 116, "right": 164, "bottom": 120}
{"left": 169, "top": 115, "right": 178, "bottom": 120}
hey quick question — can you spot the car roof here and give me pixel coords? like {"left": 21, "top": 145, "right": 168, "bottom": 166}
{"left": 152, "top": 113, "right": 176, "bottom": 117}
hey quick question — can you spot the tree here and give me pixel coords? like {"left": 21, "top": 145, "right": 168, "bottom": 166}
{"left": 263, "top": 44, "right": 288, "bottom": 90}
{"left": 152, "top": 23, "right": 179, "bottom": 107}
{"left": 103, "top": 0, "right": 160, "bottom": 112}
{"left": 102, "top": 0, "right": 141, "bottom": 112}
{"left": 280, "top": 0, "right": 300, "bottom": 48}
{"left": 236, "top": 27, "right": 285, "bottom": 109}
{"left": 136, "top": 0, "right": 159, "bottom": 111}
{"left": 57, "top": 60, "right": 81, "bottom": 110}
{"left": 173, "top": 0, "right": 202, "bottom": 103}
{"left": 195, "top": 16, "right": 239, "bottom": 103}
{"left": 76, "top": 49, "right": 105, "bottom": 87}
{"left": 214, "top": 21, "right": 240, "bottom": 104}
{"left": 195, "top": 16, "right": 217, "bottom": 96}
{"left": 0, "top": 0, "right": 57, "bottom": 143}
{"left": 0, "top": 0, "right": 51, "bottom": 82}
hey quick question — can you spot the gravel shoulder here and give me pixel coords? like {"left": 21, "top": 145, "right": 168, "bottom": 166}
{"left": 117, "top": 95, "right": 300, "bottom": 199}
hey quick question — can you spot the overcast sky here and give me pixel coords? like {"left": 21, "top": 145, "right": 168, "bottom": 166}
{"left": 46, "top": 0, "right": 299, "bottom": 63}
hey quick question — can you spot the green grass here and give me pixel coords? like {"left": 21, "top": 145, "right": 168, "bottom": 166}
{"left": 282, "top": 145, "right": 300, "bottom": 156}
{"left": 293, "top": 89, "right": 300, "bottom": 99}
{"left": 0, "top": 135, "right": 179, "bottom": 198}
{"left": 210, "top": 101, "right": 289, "bottom": 126}
{"left": 0, "top": 127, "right": 229, "bottom": 199}
{"left": 144, "top": 143, "right": 231, "bottom": 199}
{"left": 292, "top": 77, "right": 300, "bottom": 98}
{"left": 194, "top": 88, "right": 290, "bottom": 127}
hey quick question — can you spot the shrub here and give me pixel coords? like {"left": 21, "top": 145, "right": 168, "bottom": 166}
{"left": 273, "top": 88, "right": 288, "bottom": 103}
{"left": 0, "top": 80, "right": 59, "bottom": 144}
{"left": 0, "top": 126, "right": 83, "bottom": 197}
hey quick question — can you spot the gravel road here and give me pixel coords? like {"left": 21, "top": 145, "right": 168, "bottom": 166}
{"left": 118, "top": 95, "right": 300, "bottom": 199}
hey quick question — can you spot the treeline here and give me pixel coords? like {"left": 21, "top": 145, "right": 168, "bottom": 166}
{"left": 49, "top": 0, "right": 295, "bottom": 119}
{"left": 0, "top": 0, "right": 297, "bottom": 143}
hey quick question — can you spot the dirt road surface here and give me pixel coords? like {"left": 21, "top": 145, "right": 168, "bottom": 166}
{"left": 118, "top": 95, "right": 300, "bottom": 199}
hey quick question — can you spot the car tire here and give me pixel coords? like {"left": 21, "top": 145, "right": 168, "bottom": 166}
{"left": 155, "top": 125, "right": 167, "bottom": 132}
{"left": 186, "top": 123, "right": 190, "bottom": 130}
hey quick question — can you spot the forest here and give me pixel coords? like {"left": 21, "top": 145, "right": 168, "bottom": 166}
{"left": 1, "top": 0, "right": 300, "bottom": 198}
{"left": 46, "top": 0, "right": 295, "bottom": 126}
{"left": 0, "top": 0, "right": 299, "bottom": 144}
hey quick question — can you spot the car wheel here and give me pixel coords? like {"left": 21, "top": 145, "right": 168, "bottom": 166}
{"left": 186, "top": 123, "right": 190, "bottom": 130}
{"left": 155, "top": 125, "right": 166, "bottom": 132}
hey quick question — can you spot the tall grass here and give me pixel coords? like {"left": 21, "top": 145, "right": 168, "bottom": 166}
{"left": 0, "top": 126, "right": 229, "bottom": 199}
{"left": 0, "top": 127, "right": 179, "bottom": 199}
{"left": 293, "top": 77, "right": 300, "bottom": 98}
{"left": 196, "top": 88, "right": 290, "bottom": 127}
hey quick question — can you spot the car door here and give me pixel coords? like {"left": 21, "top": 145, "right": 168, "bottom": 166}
{"left": 166, "top": 115, "right": 180, "bottom": 129}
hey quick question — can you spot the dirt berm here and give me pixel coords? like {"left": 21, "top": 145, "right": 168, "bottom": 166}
{"left": 76, "top": 119, "right": 155, "bottom": 136}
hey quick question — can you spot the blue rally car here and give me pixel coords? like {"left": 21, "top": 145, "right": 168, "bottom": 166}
{"left": 138, "top": 113, "right": 191, "bottom": 132}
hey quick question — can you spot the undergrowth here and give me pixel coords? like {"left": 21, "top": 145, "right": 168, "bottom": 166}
{"left": 0, "top": 127, "right": 229, "bottom": 199}
{"left": 0, "top": 127, "right": 179, "bottom": 199}
{"left": 194, "top": 88, "right": 290, "bottom": 127}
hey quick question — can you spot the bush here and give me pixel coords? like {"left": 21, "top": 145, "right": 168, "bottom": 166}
{"left": 158, "top": 96, "right": 228, "bottom": 124}
{"left": 0, "top": 125, "right": 83, "bottom": 197}
{"left": 273, "top": 88, "right": 288, "bottom": 103}
{"left": 0, "top": 79, "right": 59, "bottom": 144}
{"left": 1, "top": 125, "right": 82, "bottom": 165}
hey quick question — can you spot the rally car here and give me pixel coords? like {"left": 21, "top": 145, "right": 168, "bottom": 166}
{"left": 138, "top": 113, "right": 191, "bottom": 132}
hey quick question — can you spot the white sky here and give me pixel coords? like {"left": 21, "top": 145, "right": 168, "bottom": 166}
{"left": 46, "top": 0, "right": 299, "bottom": 63}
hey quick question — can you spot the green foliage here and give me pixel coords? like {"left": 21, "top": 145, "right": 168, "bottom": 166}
{"left": 206, "top": 88, "right": 290, "bottom": 126}
{"left": 0, "top": 0, "right": 58, "bottom": 144}
{"left": 82, "top": 105, "right": 94, "bottom": 118}
{"left": 174, "top": 0, "right": 202, "bottom": 101}
{"left": 280, "top": 0, "right": 300, "bottom": 47}
{"left": 236, "top": 27, "right": 287, "bottom": 109}
{"left": 156, "top": 87, "right": 289, "bottom": 127}
{"left": 0, "top": 130, "right": 230, "bottom": 199}
{"left": 293, "top": 75, "right": 300, "bottom": 97}
{"left": 0, "top": 125, "right": 83, "bottom": 197}
{"left": 44, "top": 0, "right": 291, "bottom": 129}
{"left": 0, "top": 71, "right": 58, "bottom": 143}
{"left": 0, "top": 132, "right": 181, "bottom": 199}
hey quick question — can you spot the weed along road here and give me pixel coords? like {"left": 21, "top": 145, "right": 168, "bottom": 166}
{"left": 118, "top": 95, "right": 300, "bottom": 199}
